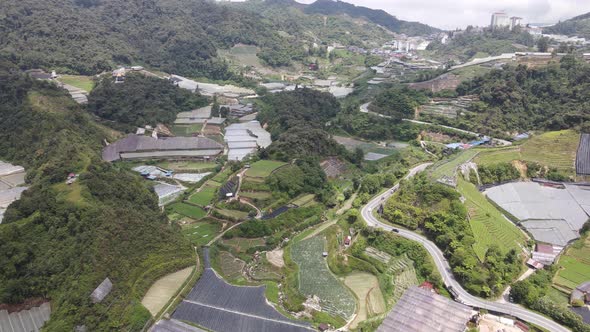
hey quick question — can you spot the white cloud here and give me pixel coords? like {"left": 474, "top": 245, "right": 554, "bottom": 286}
{"left": 295, "top": 0, "right": 590, "bottom": 29}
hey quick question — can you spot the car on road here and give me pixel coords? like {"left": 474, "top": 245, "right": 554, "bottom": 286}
{"left": 391, "top": 228, "right": 399, "bottom": 233}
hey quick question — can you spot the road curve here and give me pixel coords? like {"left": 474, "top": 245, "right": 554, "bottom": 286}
{"left": 361, "top": 163, "right": 569, "bottom": 332}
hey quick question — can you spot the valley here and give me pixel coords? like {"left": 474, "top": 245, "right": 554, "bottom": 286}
{"left": 0, "top": 1, "right": 589, "bottom": 332}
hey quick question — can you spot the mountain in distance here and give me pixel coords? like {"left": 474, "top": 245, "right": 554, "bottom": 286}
{"left": 303, "top": 0, "right": 440, "bottom": 36}
{"left": 543, "top": 12, "right": 590, "bottom": 38}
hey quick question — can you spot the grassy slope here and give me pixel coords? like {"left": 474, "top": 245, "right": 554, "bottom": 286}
{"left": 520, "top": 130, "right": 579, "bottom": 172}
{"left": 245, "top": 160, "right": 287, "bottom": 178}
{"left": 473, "top": 130, "right": 579, "bottom": 174}
{"left": 57, "top": 75, "right": 94, "bottom": 92}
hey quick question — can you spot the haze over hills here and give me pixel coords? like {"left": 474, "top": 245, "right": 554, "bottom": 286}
{"left": 544, "top": 12, "right": 590, "bottom": 38}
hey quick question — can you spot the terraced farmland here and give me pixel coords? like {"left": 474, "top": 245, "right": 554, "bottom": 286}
{"left": 291, "top": 236, "right": 356, "bottom": 319}
{"left": 169, "top": 124, "right": 203, "bottom": 137}
{"left": 240, "top": 191, "right": 272, "bottom": 200}
{"left": 473, "top": 148, "right": 521, "bottom": 165}
{"left": 554, "top": 235, "right": 590, "bottom": 291}
{"left": 169, "top": 203, "right": 207, "bottom": 220}
{"left": 344, "top": 272, "right": 386, "bottom": 329}
{"left": 182, "top": 220, "right": 222, "bottom": 246}
{"left": 520, "top": 130, "right": 579, "bottom": 172}
{"left": 188, "top": 186, "right": 217, "bottom": 207}
{"left": 222, "top": 237, "right": 266, "bottom": 253}
{"left": 245, "top": 160, "right": 287, "bottom": 178}
{"left": 292, "top": 194, "right": 315, "bottom": 207}
{"left": 458, "top": 179, "right": 526, "bottom": 261}
{"left": 387, "top": 255, "right": 419, "bottom": 304}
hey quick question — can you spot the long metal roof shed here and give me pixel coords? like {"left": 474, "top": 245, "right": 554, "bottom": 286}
{"left": 377, "top": 286, "right": 473, "bottom": 332}
{"left": 576, "top": 133, "right": 590, "bottom": 175}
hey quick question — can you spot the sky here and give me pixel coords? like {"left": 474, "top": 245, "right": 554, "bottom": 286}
{"left": 294, "top": 0, "right": 590, "bottom": 30}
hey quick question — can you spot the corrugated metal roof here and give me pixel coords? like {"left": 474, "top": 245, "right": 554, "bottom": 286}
{"left": 576, "top": 134, "right": 590, "bottom": 175}
{"left": 90, "top": 278, "right": 113, "bottom": 303}
{"left": 0, "top": 303, "right": 51, "bottom": 332}
{"left": 377, "top": 286, "right": 472, "bottom": 332}
{"left": 103, "top": 135, "right": 223, "bottom": 162}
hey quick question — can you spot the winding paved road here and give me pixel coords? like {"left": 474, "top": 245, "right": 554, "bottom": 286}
{"left": 361, "top": 163, "right": 569, "bottom": 332}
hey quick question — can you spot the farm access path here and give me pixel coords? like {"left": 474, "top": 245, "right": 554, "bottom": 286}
{"left": 361, "top": 163, "right": 570, "bottom": 332}
{"left": 359, "top": 102, "right": 512, "bottom": 146}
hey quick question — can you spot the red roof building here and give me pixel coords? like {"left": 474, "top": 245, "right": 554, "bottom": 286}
{"left": 419, "top": 281, "right": 434, "bottom": 290}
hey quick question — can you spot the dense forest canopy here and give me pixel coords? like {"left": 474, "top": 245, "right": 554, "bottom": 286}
{"left": 454, "top": 56, "right": 590, "bottom": 135}
{"left": 369, "top": 86, "right": 429, "bottom": 121}
{"left": 257, "top": 88, "right": 349, "bottom": 159}
{"left": 0, "top": 0, "right": 300, "bottom": 78}
{"left": 87, "top": 74, "right": 208, "bottom": 130}
{"left": 0, "top": 0, "right": 437, "bottom": 79}
{"left": 0, "top": 61, "right": 193, "bottom": 331}
{"left": 228, "top": 0, "right": 393, "bottom": 50}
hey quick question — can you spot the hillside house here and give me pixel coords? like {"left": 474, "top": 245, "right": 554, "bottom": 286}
{"left": 571, "top": 281, "right": 590, "bottom": 305}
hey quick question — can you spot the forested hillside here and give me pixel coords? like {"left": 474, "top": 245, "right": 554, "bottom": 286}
{"left": 454, "top": 56, "right": 590, "bottom": 135}
{"left": 426, "top": 28, "right": 535, "bottom": 63}
{"left": 0, "top": 60, "right": 193, "bottom": 330}
{"left": 228, "top": 0, "right": 393, "bottom": 51}
{"left": 0, "top": 0, "right": 295, "bottom": 78}
{"left": 257, "top": 88, "right": 348, "bottom": 160}
{"left": 303, "top": 0, "right": 438, "bottom": 36}
{"left": 544, "top": 12, "right": 590, "bottom": 38}
{"left": 87, "top": 74, "right": 208, "bottom": 130}
{"left": 0, "top": 0, "right": 435, "bottom": 80}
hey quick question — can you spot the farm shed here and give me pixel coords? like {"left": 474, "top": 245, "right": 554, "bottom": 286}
{"left": 90, "top": 278, "right": 113, "bottom": 303}
{"left": 570, "top": 281, "right": 590, "bottom": 304}
{"left": 364, "top": 152, "right": 388, "bottom": 161}
{"left": 225, "top": 121, "right": 272, "bottom": 161}
{"left": 0, "top": 302, "right": 51, "bottom": 332}
{"left": 486, "top": 182, "right": 590, "bottom": 246}
{"left": 377, "top": 286, "right": 473, "bottom": 332}
{"left": 153, "top": 183, "right": 185, "bottom": 206}
{"left": 576, "top": 134, "right": 590, "bottom": 175}
{"left": 0, "top": 187, "right": 28, "bottom": 208}
{"left": 0, "top": 162, "right": 25, "bottom": 177}
{"left": 102, "top": 135, "right": 223, "bottom": 162}
{"left": 172, "top": 248, "right": 313, "bottom": 332}
{"left": 532, "top": 243, "right": 563, "bottom": 265}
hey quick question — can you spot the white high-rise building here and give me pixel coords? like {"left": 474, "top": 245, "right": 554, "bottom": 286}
{"left": 490, "top": 12, "right": 510, "bottom": 29}
{"left": 510, "top": 17, "right": 523, "bottom": 30}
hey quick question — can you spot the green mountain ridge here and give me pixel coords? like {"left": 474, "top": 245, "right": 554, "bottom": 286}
{"left": 303, "top": 0, "right": 439, "bottom": 36}
{"left": 0, "top": 0, "right": 436, "bottom": 79}
{"left": 543, "top": 12, "right": 590, "bottom": 38}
